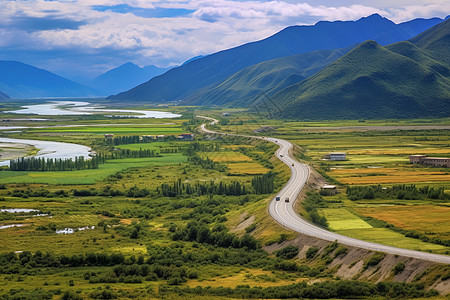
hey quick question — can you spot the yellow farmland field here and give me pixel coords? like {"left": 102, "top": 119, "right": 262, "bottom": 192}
{"left": 200, "top": 152, "right": 252, "bottom": 162}
{"left": 330, "top": 168, "right": 450, "bottom": 184}
{"left": 226, "top": 162, "right": 270, "bottom": 175}
{"left": 338, "top": 174, "right": 450, "bottom": 184}
{"left": 356, "top": 205, "right": 450, "bottom": 240}
{"left": 349, "top": 148, "right": 450, "bottom": 156}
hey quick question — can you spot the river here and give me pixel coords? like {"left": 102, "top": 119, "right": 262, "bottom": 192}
{"left": 6, "top": 101, "right": 181, "bottom": 118}
{"left": 0, "top": 101, "right": 181, "bottom": 166}
{"left": 0, "top": 137, "right": 92, "bottom": 167}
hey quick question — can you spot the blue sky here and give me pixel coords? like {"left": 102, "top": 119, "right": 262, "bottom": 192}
{"left": 0, "top": 0, "right": 448, "bottom": 81}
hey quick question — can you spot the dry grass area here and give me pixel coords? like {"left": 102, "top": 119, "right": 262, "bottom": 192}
{"left": 200, "top": 151, "right": 252, "bottom": 162}
{"left": 226, "top": 162, "right": 270, "bottom": 175}
{"left": 186, "top": 268, "right": 307, "bottom": 288}
{"left": 356, "top": 205, "right": 450, "bottom": 240}
{"left": 222, "top": 145, "right": 254, "bottom": 149}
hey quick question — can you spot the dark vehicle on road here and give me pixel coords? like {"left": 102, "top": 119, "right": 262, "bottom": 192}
{"left": 276, "top": 196, "right": 280, "bottom": 201}
{"left": 285, "top": 198, "right": 289, "bottom": 203}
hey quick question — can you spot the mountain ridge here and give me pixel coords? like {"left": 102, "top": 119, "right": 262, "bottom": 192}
{"left": 108, "top": 14, "right": 445, "bottom": 103}
{"left": 85, "top": 62, "right": 170, "bottom": 95}
{"left": 260, "top": 19, "right": 450, "bottom": 119}
{"left": 0, "top": 61, "right": 100, "bottom": 98}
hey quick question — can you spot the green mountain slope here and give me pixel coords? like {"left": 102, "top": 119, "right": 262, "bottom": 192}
{"left": 265, "top": 20, "right": 450, "bottom": 119}
{"left": 183, "top": 47, "right": 351, "bottom": 107}
{"left": 108, "top": 15, "right": 445, "bottom": 103}
{"left": 410, "top": 19, "right": 450, "bottom": 67}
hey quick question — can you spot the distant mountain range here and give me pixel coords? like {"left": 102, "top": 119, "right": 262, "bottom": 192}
{"left": 85, "top": 62, "right": 171, "bottom": 95}
{"left": 0, "top": 61, "right": 99, "bottom": 98}
{"left": 108, "top": 14, "right": 445, "bottom": 103}
{"left": 0, "top": 60, "right": 170, "bottom": 99}
{"left": 260, "top": 18, "right": 450, "bottom": 119}
{"left": 0, "top": 91, "right": 10, "bottom": 100}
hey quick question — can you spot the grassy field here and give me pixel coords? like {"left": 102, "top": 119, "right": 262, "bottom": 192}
{"left": 0, "top": 154, "right": 187, "bottom": 184}
{"left": 27, "top": 125, "right": 184, "bottom": 135}
{"left": 0, "top": 108, "right": 448, "bottom": 298}
{"left": 356, "top": 205, "right": 450, "bottom": 240}
{"left": 338, "top": 228, "right": 447, "bottom": 252}
{"left": 321, "top": 208, "right": 373, "bottom": 230}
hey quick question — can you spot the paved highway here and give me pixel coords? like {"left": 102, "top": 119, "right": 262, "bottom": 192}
{"left": 198, "top": 116, "right": 450, "bottom": 264}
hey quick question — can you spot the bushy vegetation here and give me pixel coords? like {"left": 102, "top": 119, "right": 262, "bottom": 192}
{"left": 275, "top": 245, "right": 299, "bottom": 259}
{"left": 347, "top": 184, "right": 449, "bottom": 201}
{"left": 303, "top": 192, "right": 328, "bottom": 228}
{"left": 161, "top": 280, "right": 438, "bottom": 299}
{"left": 172, "top": 221, "right": 259, "bottom": 250}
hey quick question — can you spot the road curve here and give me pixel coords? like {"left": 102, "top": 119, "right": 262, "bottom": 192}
{"left": 197, "top": 116, "right": 450, "bottom": 264}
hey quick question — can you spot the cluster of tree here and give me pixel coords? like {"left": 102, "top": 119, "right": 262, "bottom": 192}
{"left": 9, "top": 188, "right": 68, "bottom": 198}
{"left": 161, "top": 280, "right": 438, "bottom": 299}
{"left": 303, "top": 192, "right": 328, "bottom": 228}
{"left": 159, "top": 147, "right": 179, "bottom": 153}
{"left": 187, "top": 155, "right": 227, "bottom": 172}
{"left": 97, "top": 148, "right": 159, "bottom": 160}
{"left": 275, "top": 245, "right": 299, "bottom": 259}
{"left": 172, "top": 221, "right": 259, "bottom": 250}
{"left": 252, "top": 172, "right": 275, "bottom": 194}
{"left": 184, "top": 141, "right": 221, "bottom": 153}
{"left": 0, "top": 251, "right": 132, "bottom": 274}
{"left": 183, "top": 142, "right": 227, "bottom": 171}
{"left": 9, "top": 156, "right": 100, "bottom": 171}
{"left": 158, "top": 179, "right": 247, "bottom": 197}
{"left": 237, "top": 146, "right": 274, "bottom": 170}
{"left": 105, "top": 135, "right": 176, "bottom": 146}
{"left": 0, "top": 288, "right": 53, "bottom": 300}
{"left": 346, "top": 184, "right": 449, "bottom": 201}
{"left": 86, "top": 263, "right": 197, "bottom": 285}
{"left": 73, "top": 185, "right": 150, "bottom": 198}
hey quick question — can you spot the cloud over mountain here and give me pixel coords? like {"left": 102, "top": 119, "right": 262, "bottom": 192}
{"left": 0, "top": 0, "right": 448, "bottom": 80}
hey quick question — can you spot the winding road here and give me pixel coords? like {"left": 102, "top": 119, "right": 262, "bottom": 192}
{"left": 198, "top": 116, "right": 450, "bottom": 265}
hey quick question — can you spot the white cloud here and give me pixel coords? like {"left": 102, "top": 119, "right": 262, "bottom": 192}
{"left": 0, "top": 0, "right": 449, "bottom": 78}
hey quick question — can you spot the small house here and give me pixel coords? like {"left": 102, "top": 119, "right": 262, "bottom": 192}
{"left": 104, "top": 134, "right": 114, "bottom": 138}
{"left": 177, "top": 133, "right": 194, "bottom": 140}
{"left": 325, "top": 152, "right": 346, "bottom": 161}
{"left": 409, "top": 155, "right": 450, "bottom": 167}
{"left": 320, "top": 185, "right": 338, "bottom": 196}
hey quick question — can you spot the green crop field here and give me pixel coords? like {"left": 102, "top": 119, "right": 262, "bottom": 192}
{"left": 321, "top": 208, "right": 373, "bottom": 230}
{"left": 0, "top": 154, "right": 186, "bottom": 184}
{"left": 28, "top": 125, "right": 184, "bottom": 135}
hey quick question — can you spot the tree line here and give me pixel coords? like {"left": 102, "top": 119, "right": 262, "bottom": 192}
{"left": 172, "top": 221, "right": 259, "bottom": 250}
{"left": 9, "top": 156, "right": 100, "bottom": 171}
{"left": 105, "top": 135, "right": 176, "bottom": 146}
{"left": 161, "top": 280, "right": 438, "bottom": 299}
{"left": 158, "top": 179, "right": 248, "bottom": 197}
{"left": 252, "top": 172, "right": 274, "bottom": 194}
{"left": 8, "top": 148, "right": 158, "bottom": 172}
{"left": 346, "top": 184, "right": 449, "bottom": 201}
